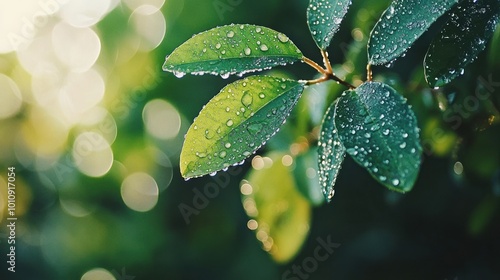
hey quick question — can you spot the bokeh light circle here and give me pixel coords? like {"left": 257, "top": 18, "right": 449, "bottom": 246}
{"left": 72, "top": 132, "right": 113, "bottom": 177}
{"left": 0, "top": 74, "right": 23, "bottom": 119}
{"left": 51, "top": 22, "right": 101, "bottom": 72}
{"left": 142, "top": 99, "right": 181, "bottom": 140}
{"left": 121, "top": 172, "right": 159, "bottom": 212}
{"left": 81, "top": 268, "right": 116, "bottom": 280}
{"left": 129, "top": 5, "right": 166, "bottom": 51}
{"left": 59, "top": 0, "right": 113, "bottom": 28}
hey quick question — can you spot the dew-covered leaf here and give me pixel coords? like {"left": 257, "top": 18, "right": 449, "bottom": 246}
{"left": 163, "top": 24, "right": 303, "bottom": 78}
{"left": 368, "top": 0, "right": 458, "bottom": 65}
{"left": 293, "top": 149, "right": 326, "bottom": 206}
{"left": 334, "top": 82, "right": 422, "bottom": 192}
{"left": 424, "top": 0, "right": 500, "bottom": 87}
{"left": 180, "top": 76, "right": 305, "bottom": 179}
{"left": 318, "top": 100, "right": 346, "bottom": 202}
{"left": 241, "top": 152, "right": 311, "bottom": 263}
{"left": 307, "top": 0, "right": 352, "bottom": 50}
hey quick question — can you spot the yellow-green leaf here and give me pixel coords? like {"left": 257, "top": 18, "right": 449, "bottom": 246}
{"left": 180, "top": 76, "right": 305, "bottom": 179}
{"left": 241, "top": 152, "right": 311, "bottom": 263}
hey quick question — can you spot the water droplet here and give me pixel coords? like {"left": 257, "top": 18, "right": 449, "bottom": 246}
{"left": 205, "top": 129, "right": 215, "bottom": 139}
{"left": 260, "top": 44, "right": 269, "bottom": 51}
{"left": 196, "top": 152, "right": 207, "bottom": 158}
{"left": 219, "top": 151, "right": 227, "bottom": 158}
{"left": 382, "top": 129, "right": 390, "bottom": 136}
{"left": 227, "top": 30, "right": 235, "bottom": 38}
{"left": 379, "top": 176, "right": 387, "bottom": 181}
{"left": 241, "top": 92, "right": 253, "bottom": 107}
{"left": 277, "top": 33, "right": 289, "bottom": 43}
{"left": 226, "top": 119, "right": 234, "bottom": 127}
{"left": 215, "top": 43, "right": 221, "bottom": 49}
{"left": 259, "top": 93, "right": 266, "bottom": 99}
{"left": 399, "top": 142, "right": 406, "bottom": 149}
{"left": 174, "top": 71, "right": 186, "bottom": 78}
{"left": 392, "top": 179, "right": 400, "bottom": 186}
{"left": 225, "top": 143, "right": 231, "bottom": 148}
{"left": 244, "top": 47, "right": 251, "bottom": 56}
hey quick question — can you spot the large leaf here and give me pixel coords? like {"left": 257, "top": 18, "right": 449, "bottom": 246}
{"left": 334, "top": 82, "right": 422, "bottom": 192}
{"left": 424, "top": 0, "right": 500, "bottom": 87}
{"left": 241, "top": 152, "right": 311, "bottom": 263}
{"left": 368, "top": 0, "right": 458, "bottom": 65}
{"left": 180, "top": 76, "right": 305, "bottom": 179}
{"left": 163, "top": 24, "right": 303, "bottom": 78}
{"left": 307, "top": 0, "right": 352, "bottom": 49}
{"left": 318, "top": 100, "right": 346, "bottom": 202}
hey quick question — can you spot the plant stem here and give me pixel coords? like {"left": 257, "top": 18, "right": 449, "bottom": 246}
{"left": 366, "top": 64, "right": 373, "bottom": 81}
{"left": 303, "top": 56, "right": 328, "bottom": 75}
{"left": 321, "top": 50, "right": 333, "bottom": 74}
{"left": 303, "top": 54, "right": 355, "bottom": 89}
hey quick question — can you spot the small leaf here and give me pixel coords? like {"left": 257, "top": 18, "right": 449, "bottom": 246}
{"left": 163, "top": 24, "right": 303, "bottom": 78}
{"left": 241, "top": 152, "right": 311, "bottom": 263}
{"left": 424, "top": 0, "right": 500, "bottom": 87}
{"left": 180, "top": 76, "right": 305, "bottom": 179}
{"left": 307, "top": 0, "right": 352, "bottom": 50}
{"left": 318, "top": 100, "right": 346, "bottom": 202}
{"left": 368, "top": 0, "right": 458, "bottom": 65}
{"left": 293, "top": 149, "right": 326, "bottom": 206}
{"left": 334, "top": 82, "right": 422, "bottom": 192}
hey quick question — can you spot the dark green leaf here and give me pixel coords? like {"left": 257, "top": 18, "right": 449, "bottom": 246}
{"left": 368, "top": 0, "right": 458, "bottom": 65}
{"left": 424, "top": 0, "right": 500, "bottom": 87}
{"left": 180, "top": 76, "right": 305, "bottom": 179}
{"left": 307, "top": 0, "right": 352, "bottom": 49}
{"left": 294, "top": 149, "right": 326, "bottom": 206}
{"left": 334, "top": 82, "right": 422, "bottom": 192}
{"left": 318, "top": 100, "right": 346, "bottom": 202}
{"left": 241, "top": 152, "right": 311, "bottom": 263}
{"left": 163, "top": 24, "right": 303, "bottom": 78}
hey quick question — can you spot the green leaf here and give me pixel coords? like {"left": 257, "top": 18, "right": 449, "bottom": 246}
{"left": 293, "top": 149, "right": 326, "bottom": 206}
{"left": 424, "top": 0, "right": 500, "bottom": 87}
{"left": 180, "top": 76, "right": 305, "bottom": 179}
{"left": 241, "top": 152, "right": 311, "bottom": 263}
{"left": 318, "top": 100, "right": 346, "bottom": 202}
{"left": 307, "top": 0, "right": 352, "bottom": 49}
{"left": 334, "top": 82, "right": 422, "bottom": 192}
{"left": 368, "top": 0, "right": 458, "bottom": 65}
{"left": 163, "top": 24, "right": 303, "bottom": 78}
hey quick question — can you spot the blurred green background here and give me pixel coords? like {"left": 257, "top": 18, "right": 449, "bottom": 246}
{"left": 0, "top": 0, "right": 500, "bottom": 279}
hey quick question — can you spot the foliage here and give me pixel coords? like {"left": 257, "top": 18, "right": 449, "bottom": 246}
{"left": 163, "top": 0, "right": 500, "bottom": 261}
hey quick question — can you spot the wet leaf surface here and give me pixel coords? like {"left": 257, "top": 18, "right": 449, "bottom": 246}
{"left": 180, "top": 76, "right": 304, "bottom": 179}
{"left": 425, "top": 0, "right": 500, "bottom": 87}
{"left": 163, "top": 24, "right": 303, "bottom": 78}
{"left": 368, "top": 0, "right": 458, "bottom": 65}
{"left": 318, "top": 100, "right": 346, "bottom": 202}
{"left": 307, "top": 0, "right": 352, "bottom": 49}
{"left": 334, "top": 82, "right": 422, "bottom": 192}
